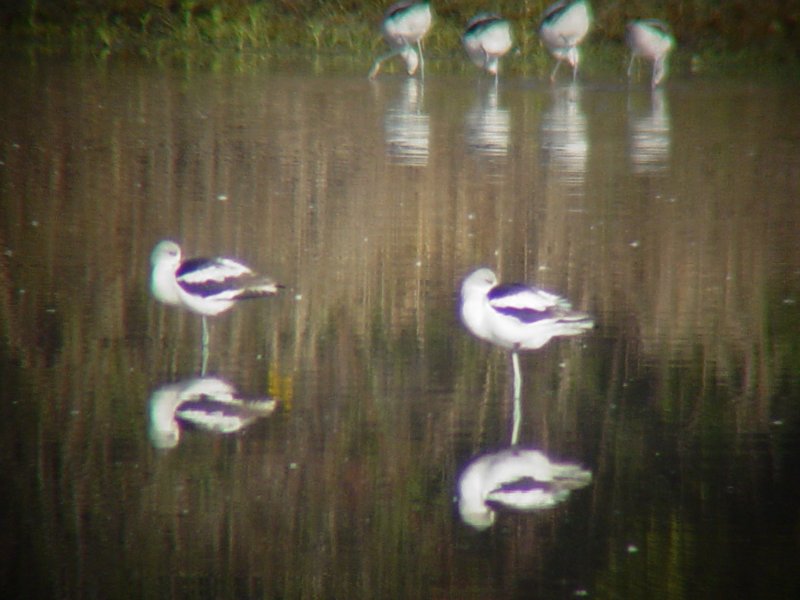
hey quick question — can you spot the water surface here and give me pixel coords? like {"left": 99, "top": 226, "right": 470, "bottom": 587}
{"left": 2, "top": 58, "right": 800, "bottom": 598}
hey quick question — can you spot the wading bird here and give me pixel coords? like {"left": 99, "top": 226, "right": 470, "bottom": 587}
{"left": 368, "top": 1, "right": 433, "bottom": 80}
{"left": 150, "top": 240, "right": 282, "bottom": 375}
{"left": 462, "top": 13, "right": 513, "bottom": 86}
{"left": 626, "top": 19, "right": 675, "bottom": 89}
{"left": 538, "top": 0, "right": 592, "bottom": 82}
{"left": 459, "top": 267, "right": 593, "bottom": 403}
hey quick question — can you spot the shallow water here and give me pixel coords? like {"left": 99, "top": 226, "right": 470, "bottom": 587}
{"left": 1, "top": 58, "right": 800, "bottom": 598}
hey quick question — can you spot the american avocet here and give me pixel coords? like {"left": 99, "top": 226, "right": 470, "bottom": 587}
{"left": 148, "top": 377, "right": 277, "bottom": 449}
{"left": 458, "top": 447, "right": 592, "bottom": 529}
{"left": 462, "top": 13, "right": 513, "bottom": 86}
{"left": 538, "top": 0, "right": 592, "bottom": 82}
{"left": 368, "top": 1, "right": 433, "bottom": 80}
{"left": 460, "top": 268, "right": 593, "bottom": 403}
{"left": 150, "top": 240, "right": 282, "bottom": 375}
{"left": 626, "top": 19, "right": 675, "bottom": 89}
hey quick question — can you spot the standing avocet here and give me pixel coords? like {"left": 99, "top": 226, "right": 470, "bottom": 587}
{"left": 368, "top": 1, "right": 433, "bottom": 80}
{"left": 462, "top": 13, "right": 513, "bottom": 86}
{"left": 538, "top": 0, "right": 592, "bottom": 82}
{"left": 150, "top": 240, "right": 282, "bottom": 375}
{"left": 460, "top": 267, "right": 593, "bottom": 403}
{"left": 626, "top": 19, "right": 675, "bottom": 89}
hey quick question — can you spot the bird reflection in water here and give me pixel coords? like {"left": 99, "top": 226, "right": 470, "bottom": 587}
{"left": 383, "top": 77, "right": 430, "bottom": 166}
{"left": 465, "top": 86, "right": 510, "bottom": 158}
{"left": 148, "top": 377, "right": 277, "bottom": 450}
{"left": 457, "top": 447, "right": 592, "bottom": 530}
{"left": 540, "top": 82, "right": 588, "bottom": 188}
{"left": 628, "top": 88, "right": 671, "bottom": 174}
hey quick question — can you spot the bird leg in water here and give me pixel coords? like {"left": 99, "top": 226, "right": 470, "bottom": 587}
{"left": 511, "top": 350, "right": 522, "bottom": 445}
{"left": 201, "top": 316, "right": 210, "bottom": 376}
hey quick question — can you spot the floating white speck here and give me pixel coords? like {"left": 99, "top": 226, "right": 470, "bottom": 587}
{"left": 467, "top": 213, "right": 476, "bottom": 220}
{"left": 216, "top": 194, "right": 228, "bottom": 201}
{"left": 629, "top": 240, "right": 640, "bottom": 248}
{"left": 294, "top": 294, "right": 303, "bottom": 301}
{"left": 627, "top": 544, "right": 639, "bottom": 554}
{"left": 31, "top": 220, "right": 39, "bottom": 227}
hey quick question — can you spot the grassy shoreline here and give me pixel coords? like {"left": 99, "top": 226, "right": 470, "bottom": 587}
{"left": 3, "top": 2, "right": 799, "bottom": 78}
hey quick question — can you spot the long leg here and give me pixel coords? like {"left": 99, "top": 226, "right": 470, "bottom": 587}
{"left": 550, "top": 59, "right": 562, "bottom": 82}
{"left": 627, "top": 54, "right": 637, "bottom": 78}
{"left": 510, "top": 351, "right": 522, "bottom": 445}
{"left": 417, "top": 40, "right": 425, "bottom": 81}
{"left": 201, "top": 316, "right": 209, "bottom": 376}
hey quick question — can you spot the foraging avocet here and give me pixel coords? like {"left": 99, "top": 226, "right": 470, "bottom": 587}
{"left": 626, "top": 19, "right": 675, "bottom": 89}
{"left": 150, "top": 240, "right": 282, "bottom": 374}
{"left": 368, "top": 1, "right": 433, "bottom": 80}
{"left": 538, "top": 0, "right": 592, "bottom": 82}
{"left": 457, "top": 447, "right": 592, "bottom": 529}
{"left": 462, "top": 13, "right": 513, "bottom": 85}
{"left": 460, "top": 267, "right": 593, "bottom": 402}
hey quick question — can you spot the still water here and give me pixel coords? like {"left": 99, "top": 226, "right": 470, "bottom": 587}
{"left": 1, "top": 57, "right": 800, "bottom": 598}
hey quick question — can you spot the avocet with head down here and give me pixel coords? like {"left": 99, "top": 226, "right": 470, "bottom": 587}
{"left": 369, "top": 1, "right": 433, "bottom": 80}
{"left": 538, "top": 0, "right": 592, "bottom": 82}
{"left": 626, "top": 19, "right": 675, "bottom": 89}
{"left": 460, "top": 267, "right": 593, "bottom": 402}
{"left": 462, "top": 13, "right": 513, "bottom": 86}
{"left": 150, "top": 240, "right": 282, "bottom": 374}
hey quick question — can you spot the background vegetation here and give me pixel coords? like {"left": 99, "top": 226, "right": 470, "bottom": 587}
{"left": 2, "top": 1, "right": 799, "bottom": 70}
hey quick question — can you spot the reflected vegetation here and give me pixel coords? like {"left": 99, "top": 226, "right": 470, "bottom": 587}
{"left": 1, "top": 59, "right": 799, "bottom": 598}
{"left": 628, "top": 88, "right": 671, "bottom": 173}
{"left": 148, "top": 377, "right": 278, "bottom": 449}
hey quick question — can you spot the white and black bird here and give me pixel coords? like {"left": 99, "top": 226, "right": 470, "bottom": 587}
{"left": 538, "top": 0, "right": 592, "bottom": 82}
{"left": 462, "top": 13, "right": 513, "bottom": 86}
{"left": 626, "top": 19, "right": 675, "bottom": 89}
{"left": 457, "top": 447, "right": 592, "bottom": 530}
{"left": 369, "top": 1, "right": 433, "bottom": 80}
{"left": 148, "top": 377, "right": 277, "bottom": 449}
{"left": 460, "top": 267, "right": 593, "bottom": 402}
{"left": 150, "top": 240, "right": 282, "bottom": 374}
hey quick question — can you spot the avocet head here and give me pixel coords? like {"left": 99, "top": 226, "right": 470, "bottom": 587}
{"left": 461, "top": 267, "right": 498, "bottom": 299}
{"left": 400, "top": 46, "right": 420, "bottom": 75}
{"left": 150, "top": 240, "right": 182, "bottom": 268}
{"left": 150, "top": 240, "right": 184, "bottom": 306}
